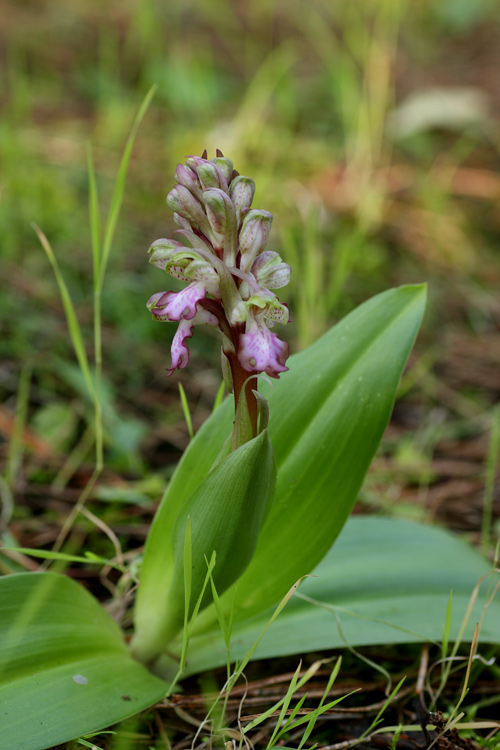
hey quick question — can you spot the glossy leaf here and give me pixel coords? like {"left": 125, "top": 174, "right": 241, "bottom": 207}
{"left": 177, "top": 517, "right": 500, "bottom": 675}
{"left": 0, "top": 572, "right": 167, "bottom": 750}
{"left": 135, "top": 284, "right": 427, "bottom": 655}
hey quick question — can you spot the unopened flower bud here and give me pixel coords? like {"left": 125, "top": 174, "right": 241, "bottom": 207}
{"left": 251, "top": 251, "right": 291, "bottom": 290}
{"left": 203, "top": 188, "right": 229, "bottom": 234}
{"left": 174, "top": 163, "right": 203, "bottom": 200}
{"left": 239, "top": 210, "right": 273, "bottom": 272}
{"left": 229, "top": 176, "right": 255, "bottom": 225}
{"left": 185, "top": 155, "right": 206, "bottom": 172}
{"left": 166, "top": 187, "right": 184, "bottom": 215}
{"left": 197, "top": 162, "right": 229, "bottom": 192}
{"left": 167, "top": 185, "right": 211, "bottom": 237}
{"left": 211, "top": 157, "right": 234, "bottom": 184}
{"left": 203, "top": 188, "right": 238, "bottom": 264}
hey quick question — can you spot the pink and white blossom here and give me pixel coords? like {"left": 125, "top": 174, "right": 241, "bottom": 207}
{"left": 147, "top": 282, "right": 208, "bottom": 322}
{"left": 238, "top": 314, "right": 289, "bottom": 378}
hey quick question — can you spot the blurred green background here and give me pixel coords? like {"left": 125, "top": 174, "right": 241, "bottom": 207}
{"left": 1, "top": 0, "right": 500, "bottom": 543}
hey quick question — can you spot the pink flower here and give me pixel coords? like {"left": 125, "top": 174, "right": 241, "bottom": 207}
{"left": 238, "top": 314, "right": 289, "bottom": 379}
{"left": 147, "top": 282, "right": 208, "bottom": 322}
{"left": 147, "top": 283, "right": 218, "bottom": 376}
{"left": 167, "top": 308, "right": 218, "bottom": 375}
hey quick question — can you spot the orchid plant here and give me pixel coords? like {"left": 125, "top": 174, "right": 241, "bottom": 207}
{"left": 1, "top": 143, "right": 499, "bottom": 750}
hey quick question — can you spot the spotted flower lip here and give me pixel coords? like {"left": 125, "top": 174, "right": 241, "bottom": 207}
{"left": 147, "top": 150, "right": 291, "bottom": 408}
{"left": 238, "top": 313, "right": 289, "bottom": 378}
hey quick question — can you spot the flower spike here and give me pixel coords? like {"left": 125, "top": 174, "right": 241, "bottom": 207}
{"left": 147, "top": 151, "right": 291, "bottom": 447}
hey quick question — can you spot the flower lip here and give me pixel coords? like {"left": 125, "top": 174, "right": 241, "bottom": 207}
{"left": 238, "top": 313, "right": 289, "bottom": 379}
{"left": 163, "top": 307, "right": 218, "bottom": 376}
{"left": 167, "top": 318, "right": 194, "bottom": 374}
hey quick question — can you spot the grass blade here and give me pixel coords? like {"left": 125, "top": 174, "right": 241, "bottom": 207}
{"left": 87, "top": 142, "right": 104, "bottom": 471}
{"left": 98, "top": 85, "right": 157, "bottom": 291}
{"left": 86, "top": 143, "right": 101, "bottom": 284}
{"left": 212, "top": 380, "right": 226, "bottom": 412}
{"left": 178, "top": 383, "right": 194, "bottom": 440}
{"left": 5, "top": 364, "right": 31, "bottom": 489}
{"left": 32, "top": 224, "right": 94, "bottom": 402}
{"left": 298, "top": 658, "right": 342, "bottom": 749}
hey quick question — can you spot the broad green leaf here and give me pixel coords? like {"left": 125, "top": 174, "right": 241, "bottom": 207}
{"left": 218, "top": 285, "right": 427, "bottom": 621}
{"left": 0, "top": 573, "right": 167, "bottom": 750}
{"left": 171, "top": 430, "right": 276, "bottom": 614}
{"left": 135, "top": 284, "right": 426, "bottom": 652}
{"left": 132, "top": 430, "right": 276, "bottom": 664}
{"left": 175, "top": 517, "right": 500, "bottom": 675}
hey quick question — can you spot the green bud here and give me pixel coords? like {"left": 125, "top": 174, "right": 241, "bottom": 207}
{"left": 167, "top": 185, "right": 211, "bottom": 237}
{"left": 239, "top": 209, "right": 273, "bottom": 272}
{"left": 174, "top": 164, "right": 203, "bottom": 200}
{"left": 197, "top": 162, "right": 228, "bottom": 191}
{"left": 211, "top": 156, "right": 234, "bottom": 183}
{"left": 229, "top": 176, "right": 256, "bottom": 225}
{"left": 166, "top": 187, "right": 184, "bottom": 215}
{"left": 251, "top": 251, "right": 291, "bottom": 289}
{"left": 216, "top": 264, "right": 248, "bottom": 326}
{"left": 203, "top": 188, "right": 228, "bottom": 235}
{"left": 203, "top": 188, "right": 238, "bottom": 265}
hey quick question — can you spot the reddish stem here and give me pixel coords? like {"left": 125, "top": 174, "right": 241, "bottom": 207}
{"left": 200, "top": 300, "right": 258, "bottom": 437}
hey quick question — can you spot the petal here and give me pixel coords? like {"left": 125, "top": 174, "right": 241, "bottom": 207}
{"left": 146, "top": 291, "right": 171, "bottom": 319}
{"left": 166, "top": 308, "right": 219, "bottom": 377}
{"left": 167, "top": 282, "right": 208, "bottom": 320}
{"left": 191, "top": 307, "right": 219, "bottom": 327}
{"left": 147, "top": 238, "right": 186, "bottom": 270}
{"left": 238, "top": 316, "right": 289, "bottom": 378}
{"left": 148, "top": 282, "right": 208, "bottom": 322}
{"left": 174, "top": 213, "right": 192, "bottom": 231}
{"left": 265, "top": 301, "right": 289, "bottom": 325}
{"left": 169, "top": 260, "right": 220, "bottom": 296}
{"left": 167, "top": 319, "right": 194, "bottom": 375}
